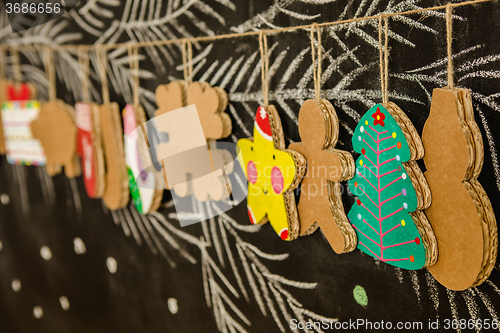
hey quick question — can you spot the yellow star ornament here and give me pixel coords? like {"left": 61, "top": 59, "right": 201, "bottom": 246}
{"left": 237, "top": 105, "right": 306, "bottom": 241}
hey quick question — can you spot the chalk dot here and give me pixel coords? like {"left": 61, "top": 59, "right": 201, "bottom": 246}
{"left": 361, "top": 148, "right": 366, "bottom": 155}
{"left": 33, "top": 306, "right": 43, "bottom": 319}
{"left": 106, "top": 257, "right": 117, "bottom": 274}
{"left": 402, "top": 189, "right": 407, "bottom": 196}
{"left": 356, "top": 199, "right": 361, "bottom": 206}
{"left": 40, "top": 246, "right": 52, "bottom": 261}
{"left": 402, "top": 173, "right": 407, "bottom": 180}
{"left": 11, "top": 279, "right": 21, "bottom": 292}
{"left": 59, "top": 296, "right": 70, "bottom": 311}
{"left": 396, "top": 155, "right": 400, "bottom": 161}
{"left": 403, "top": 203, "right": 408, "bottom": 209}
{"left": 410, "top": 255, "right": 415, "bottom": 263}
{"left": 358, "top": 136, "right": 361, "bottom": 141}
{"left": 359, "top": 160, "right": 363, "bottom": 166}
{"left": 397, "top": 142, "right": 402, "bottom": 149}
{"left": 0, "top": 193, "right": 9, "bottom": 205}
{"left": 168, "top": 298, "right": 178, "bottom": 314}
{"left": 360, "top": 126, "right": 365, "bottom": 133}
{"left": 401, "top": 220, "right": 406, "bottom": 226}
{"left": 73, "top": 238, "right": 86, "bottom": 255}
{"left": 354, "top": 182, "right": 358, "bottom": 188}
{"left": 365, "top": 120, "right": 368, "bottom": 125}
{"left": 392, "top": 132, "right": 396, "bottom": 138}
{"left": 415, "top": 237, "right": 420, "bottom": 245}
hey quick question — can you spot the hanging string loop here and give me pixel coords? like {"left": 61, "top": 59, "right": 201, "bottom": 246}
{"left": 446, "top": 3, "right": 454, "bottom": 89}
{"left": 128, "top": 44, "right": 140, "bottom": 106}
{"left": 97, "top": 45, "right": 110, "bottom": 105}
{"left": 378, "top": 14, "right": 390, "bottom": 104}
{"left": 310, "top": 23, "right": 322, "bottom": 102}
{"left": 259, "top": 30, "right": 269, "bottom": 107}
{"left": 42, "top": 46, "right": 56, "bottom": 101}
{"left": 78, "top": 46, "right": 90, "bottom": 103}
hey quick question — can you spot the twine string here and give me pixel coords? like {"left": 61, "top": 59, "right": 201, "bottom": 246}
{"left": 259, "top": 30, "right": 269, "bottom": 107}
{"left": 446, "top": 3, "right": 454, "bottom": 89}
{"left": 43, "top": 47, "right": 56, "bottom": 101}
{"left": 0, "top": 47, "right": 5, "bottom": 80}
{"left": 310, "top": 23, "right": 322, "bottom": 101}
{"left": 181, "top": 40, "right": 193, "bottom": 86}
{"left": 78, "top": 46, "right": 90, "bottom": 103}
{"left": 97, "top": 46, "right": 110, "bottom": 105}
{"left": 378, "top": 15, "right": 390, "bottom": 104}
{"left": 128, "top": 44, "right": 140, "bottom": 106}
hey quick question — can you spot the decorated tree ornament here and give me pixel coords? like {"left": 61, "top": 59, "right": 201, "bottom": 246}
{"left": 76, "top": 102, "right": 105, "bottom": 198}
{"left": 237, "top": 105, "right": 306, "bottom": 241}
{"left": 99, "top": 103, "right": 129, "bottom": 210}
{"left": 348, "top": 103, "right": 437, "bottom": 270}
{"left": 289, "top": 99, "right": 356, "bottom": 253}
{"left": 424, "top": 88, "right": 497, "bottom": 290}
{"left": 31, "top": 100, "right": 81, "bottom": 177}
{"left": 123, "top": 104, "right": 163, "bottom": 214}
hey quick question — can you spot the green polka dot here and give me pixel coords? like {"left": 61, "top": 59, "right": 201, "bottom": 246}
{"left": 353, "top": 285, "right": 368, "bottom": 307}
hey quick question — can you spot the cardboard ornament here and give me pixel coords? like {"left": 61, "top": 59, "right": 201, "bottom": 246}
{"left": 348, "top": 103, "right": 437, "bottom": 270}
{"left": 76, "top": 102, "right": 105, "bottom": 198}
{"left": 423, "top": 88, "right": 497, "bottom": 290}
{"left": 237, "top": 105, "right": 306, "bottom": 241}
{"left": 289, "top": 99, "right": 356, "bottom": 253}
{"left": 123, "top": 104, "right": 163, "bottom": 214}
{"left": 154, "top": 81, "right": 234, "bottom": 202}
{"left": 2, "top": 83, "right": 46, "bottom": 165}
{"left": 99, "top": 103, "right": 129, "bottom": 210}
{"left": 30, "top": 100, "right": 81, "bottom": 177}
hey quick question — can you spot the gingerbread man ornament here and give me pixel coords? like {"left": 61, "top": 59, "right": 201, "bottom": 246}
{"left": 289, "top": 99, "right": 356, "bottom": 253}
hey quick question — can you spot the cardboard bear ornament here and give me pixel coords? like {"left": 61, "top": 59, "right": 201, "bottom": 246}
{"left": 289, "top": 99, "right": 356, "bottom": 253}
{"left": 99, "top": 102, "right": 129, "bottom": 210}
{"left": 31, "top": 100, "right": 81, "bottom": 177}
{"left": 237, "top": 105, "right": 306, "bottom": 241}
{"left": 423, "top": 88, "right": 497, "bottom": 290}
{"left": 348, "top": 103, "right": 437, "bottom": 270}
{"left": 76, "top": 102, "right": 105, "bottom": 198}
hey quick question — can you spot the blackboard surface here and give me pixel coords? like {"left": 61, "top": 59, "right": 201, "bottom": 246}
{"left": 1, "top": 1, "right": 500, "bottom": 332}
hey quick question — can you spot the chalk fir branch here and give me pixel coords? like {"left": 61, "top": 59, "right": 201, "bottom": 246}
{"left": 347, "top": 104, "right": 426, "bottom": 270}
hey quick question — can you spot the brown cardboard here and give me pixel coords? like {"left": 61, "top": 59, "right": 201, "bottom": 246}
{"left": 289, "top": 99, "right": 356, "bottom": 253}
{"left": 424, "top": 88, "right": 498, "bottom": 290}
{"left": 155, "top": 81, "right": 187, "bottom": 117}
{"left": 30, "top": 100, "right": 81, "bottom": 177}
{"left": 188, "top": 81, "right": 231, "bottom": 140}
{"left": 99, "top": 103, "right": 129, "bottom": 210}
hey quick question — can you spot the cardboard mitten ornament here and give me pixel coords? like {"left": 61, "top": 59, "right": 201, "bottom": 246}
{"left": 99, "top": 103, "right": 129, "bottom": 210}
{"left": 348, "top": 103, "right": 437, "bottom": 270}
{"left": 76, "top": 102, "right": 105, "bottom": 197}
{"left": 31, "top": 100, "right": 81, "bottom": 177}
{"left": 237, "top": 105, "right": 306, "bottom": 241}
{"left": 424, "top": 88, "right": 497, "bottom": 290}
{"left": 289, "top": 99, "right": 356, "bottom": 253}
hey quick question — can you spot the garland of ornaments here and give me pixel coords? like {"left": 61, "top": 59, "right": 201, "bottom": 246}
{"left": 0, "top": 2, "right": 497, "bottom": 291}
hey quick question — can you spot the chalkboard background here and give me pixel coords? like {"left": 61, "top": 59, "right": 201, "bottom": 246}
{"left": 1, "top": 0, "right": 500, "bottom": 332}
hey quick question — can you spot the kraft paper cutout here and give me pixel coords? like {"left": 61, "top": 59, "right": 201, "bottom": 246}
{"left": 348, "top": 103, "right": 437, "bottom": 270}
{"left": 424, "top": 88, "right": 497, "bottom": 290}
{"left": 76, "top": 102, "right": 105, "bottom": 198}
{"left": 0, "top": 79, "right": 12, "bottom": 154}
{"left": 2, "top": 100, "right": 46, "bottom": 165}
{"left": 154, "top": 81, "right": 234, "bottom": 202}
{"left": 99, "top": 103, "right": 129, "bottom": 210}
{"left": 237, "top": 105, "right": 306, "bottom": 241}
{"left": 31, "top": 100, "right": 81, "bottom": 177}
{"left": 289, "top": 99, "right": 356, "bottom": 253}
{"left": 188, "top": 81, "right": 231, "bottom": 140}
{"left": 123, "top": 104, "right": 163, "bottom": 214}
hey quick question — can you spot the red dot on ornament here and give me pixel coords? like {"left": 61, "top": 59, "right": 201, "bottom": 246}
{"left": 415, "top": 238, "right": 420, "bottom": 245}
{"left": 355, "top": 182, "right": 358, "bottom": 188}
{"left": 279, "top": 229, "right": 289, "bottom": 240}
{"left": 357, "top": 199, "right": 361, "bottom": 206}
{"left": 361, "top": 148, "right": 366, "bottom": 155}
{"left": 410, "top": 255, "right": 415, "bottom": 262}
{"left": 397, "top": 142, "right": 402, "bottom": 149}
